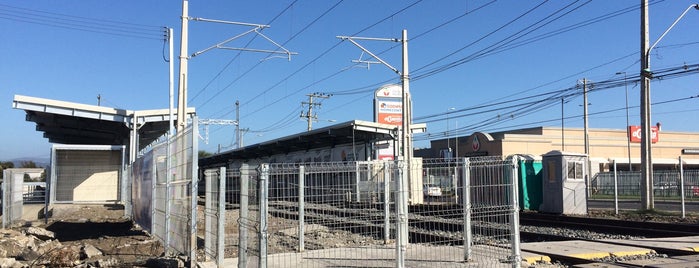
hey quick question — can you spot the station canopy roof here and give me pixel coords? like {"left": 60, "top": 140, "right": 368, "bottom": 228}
{"left": 12, "top": 95, "right": 194, "bottom": 150}
{"left": 199, "top": 120, "right": 426, "bottom": 167}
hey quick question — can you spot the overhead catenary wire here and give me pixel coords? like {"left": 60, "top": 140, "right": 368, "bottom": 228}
{"left": 0, "top": 3, "right": 164, "bottom": 40}
{"left": 416, "top": 93, "right": 699, "bottom": 141}
{"left": 450, "top": 63, "right": 698, "bottom": 130}
{"left": 416, "top": 64, "right": 699, "bottom": 140}
{"left": 189, "top": 0, "right": 302, "bottom": 106}
{"left": 326, "top": 0, "right": 667, "bottom": 97}
{"left": 235, "top": 0, "right": 425, "bottom": 133}
{"left": 244, "top": 0, "right": 668, "bottom": 136}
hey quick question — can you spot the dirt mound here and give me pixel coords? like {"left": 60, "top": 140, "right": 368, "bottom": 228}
{"left": 0, "top": 204, "right": 177, "bottom": 267}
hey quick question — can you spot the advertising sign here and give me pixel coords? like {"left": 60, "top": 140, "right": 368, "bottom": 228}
{"left": 376, "top": 100, "right": 402, "bottom": 125}
{"left": 375, "top": 84, "right": 402, "bottom": 98}
{"left": 376, "top": 141, "right": 394, "bottom": 160}
{"left": 375, "top": 84, "right": 403, "bottom": 126}
{"left": 629, "top": 125, "right": 659, "bottom": 143}
{"left": 374, "top": 84, "right": 403, "bottom": 160}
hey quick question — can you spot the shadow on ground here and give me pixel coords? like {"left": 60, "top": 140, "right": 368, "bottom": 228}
{"left": 46, "top": 220, "right": 147, "bottom": 242}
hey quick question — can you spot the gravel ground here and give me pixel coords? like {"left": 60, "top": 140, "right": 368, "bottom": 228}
{"left": 2, "top": 204, "right": 696, "bottom": 267}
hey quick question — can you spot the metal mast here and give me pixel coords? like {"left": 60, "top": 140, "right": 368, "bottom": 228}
{"left": 640, "top": 0, "right": 653, "bottom": 210}
{"left": 176, "top": 0, "right": 189, "bottom": 133}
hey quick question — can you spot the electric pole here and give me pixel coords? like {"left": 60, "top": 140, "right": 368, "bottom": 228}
{"left": 582, "top": 78, "right": 592, "bottom": 197}
{"left": 300, "top": 93, "right": 330, "bottom": 131}
{"left": 176, "top": 0, "right": 189, "bottom": 133}
{"left": 640, "top": 0, "right": 653, "bottom": 210}
{"left": 236, "top": 100, "right": 241, "bottom": 148}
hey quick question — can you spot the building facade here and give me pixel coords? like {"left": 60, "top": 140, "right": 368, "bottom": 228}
{"left": 415, "top": 126, "right": 699, "bottom": 172}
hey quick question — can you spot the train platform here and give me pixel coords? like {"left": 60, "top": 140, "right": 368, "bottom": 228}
{"left": 198, "top": 244, "right": 551, "bottom": 267}
{"left": 603, "top": 235, "right": 699, "bottom": 253}
{"left": 521, "top": 240, "right": 653, "bottom": 260}
{"left": 521, "top": 236, "right": 699, "bottom": 267}
{"left": 198, "top": 237, "right": 699, "bottom": 267}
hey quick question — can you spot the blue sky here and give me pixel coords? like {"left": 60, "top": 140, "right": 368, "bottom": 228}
{"left": 2, "top": 0, "right": 698, "bottom": 160}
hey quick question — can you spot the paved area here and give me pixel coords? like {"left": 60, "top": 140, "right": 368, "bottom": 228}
{"left": 603, "top": 235, "right": 699, "bottom": 253}
{"left": 199, "top": 237, "right": 699, "bottom": 267}
{"left": 199, "top": 244, "right": 548, "bottom": 267}
{"left": 521, "top": 240, "right": 652, "bottom": 260}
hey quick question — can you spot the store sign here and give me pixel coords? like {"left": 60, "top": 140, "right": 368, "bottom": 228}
{"left": 374, "top": 84, "right": 403, "bottom": 160}
{"left": 629, "top": 125, "right": 658, "bottom": 143}
{"left": 374, "top": 84, "right": 403, "bottom": 126}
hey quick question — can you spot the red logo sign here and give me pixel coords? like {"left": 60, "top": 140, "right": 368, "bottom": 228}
{"left": 378, "top": 114, "right": 402, "bottom": 125}
{"left": 629, "top": 125, "right": 658, "bottom": 143}
{"left": 472, "top": 135, "right": 480, "bottom": 152}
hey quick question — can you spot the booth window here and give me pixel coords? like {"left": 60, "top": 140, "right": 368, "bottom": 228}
{"left": 547, "top": 159, "right": 556, "bottom": 183}
{"left": 566, "top": 161, "right": 584, "bottom": 180}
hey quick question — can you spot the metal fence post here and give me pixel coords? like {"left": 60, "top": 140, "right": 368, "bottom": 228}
{"left": 394, "top": 160, "right": 407, "bottom": 268}
{"left": 462, "top": 157, "right": 471, "bottom": 261}
{"left": 613, "top": 160, "right": 619, "bottom": 215}
{"left": 355, "top": 163, "right": 360, "bottom": 203}
{"left": 190, "top": 119, "right": 199, "bottom": 268}
{"left": 204, "top": 170, "right": 213, "bottom": 261}
{"left": 120, "top": 145, "right": 129, "bottom": 219}
{"left": 239, "top": 164, "right": 249, "bottom": 268}
{"left": 151, "top": 154, "right": 157, "bottom": 240}
{"left": 2, "top": 171, "right": 6, "bottom": 229}
{"left": 509, "top": 156, "right": 521, "bottom": 268}
{"left": 452, "top": 164, "right": 459, "bottom": 203}
{"left": 164, "top": 137, "right": 172, "bottom": 255}
{"left": 258, "top": 163, "right": 269, "bottom": 268}
{"left": 680, "top": 156, "right": 685, "bottom": 218}
{"left": 298, "top": 165, "right": 305, "bottom": 252}
{"left": 383, "top": 162, "right": 390, "bottom": 244}
{"left": 217, "top": 167, "right": 225, "bottom": 266}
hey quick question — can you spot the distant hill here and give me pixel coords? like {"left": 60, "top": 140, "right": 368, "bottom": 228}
{"left": 8, "top": 157, "right": 50, "bottom": 168}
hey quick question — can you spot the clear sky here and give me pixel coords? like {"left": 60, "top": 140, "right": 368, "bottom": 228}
{"left": 2, "top": 0, "right": 698, "bottom": 161}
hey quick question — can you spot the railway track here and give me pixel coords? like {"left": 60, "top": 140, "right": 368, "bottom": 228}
{"left": 254, "top": 201, "right": 699, "bottom": 267}
{"left": 266, "top": 202, "right": 699, "bottom": 246}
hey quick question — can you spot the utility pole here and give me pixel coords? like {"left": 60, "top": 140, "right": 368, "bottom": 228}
{"left": 616, "top": 71, "right": 632, "bottom": 171}
{"left": 176, "top": 0, "right": 296, "bottom": 133}
{"left": 401, "top": 29, "right": 412, "bottom": 165}
{"left": 561, "top": 97, "right": 565, "bottom": 151}
{"left": 97, "top": 94, "right": 101, "bottom": 106}
{"left": 582, "top": 78, "right": 591, "bottom": 194}
{"left": 640, "top": 0, "right": 653, "bottom": 210}
{"left": 582, "top": 79, "right": 590, "bottom": 157}
{"left": 300, "top": 93, "right": 330, "bottom": 131}
{"left": 176, "top": 0, "right": 189, "bottom": 133}
{"left": 236, "top": 100, "right": 241, "bottom": 148}
{"left": 640, "top": 2, "right": 699, "bottom": 210}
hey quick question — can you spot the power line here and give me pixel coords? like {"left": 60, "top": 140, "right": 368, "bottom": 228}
{"left": 416, "top": 65, "right": 699, "bottom": 141}
{"left": 189, "top": 0, "right": 303, "bottom": 106}
{"left": 415, "top": 92, "right": 699, "bottom": 141}
{"left": 236, "top": 0, "right": 424, "bottom": 124}
{"left": 0, "top": 3, "right": 164, "bottom": 40}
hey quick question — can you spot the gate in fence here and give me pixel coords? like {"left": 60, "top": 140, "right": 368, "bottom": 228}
{"left": 202, "top": 156, "right": 521, "bottom": 268}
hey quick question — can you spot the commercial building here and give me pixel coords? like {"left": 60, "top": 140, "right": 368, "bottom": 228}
{"left": 415, "top": 126, "right": 699, "bottom": 173}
